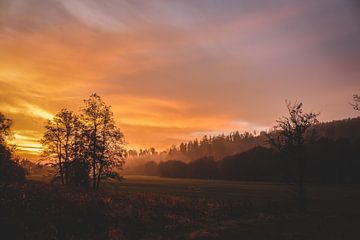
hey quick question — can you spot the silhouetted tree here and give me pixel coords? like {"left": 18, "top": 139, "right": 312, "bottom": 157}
{"left": 0, "top": 112, "right": 12, "bottom": 143}
{"left": 267, "top": 101, "right": 319, "bottom": 211}
{"left": 0, "top": 112, "right": 25, "bottom": 182}
{"left": 158, "top": 160, "right": 189, "bottom": 178}
{"left": 127, "top": 149, "right": 138, "bottom": 158}
{"left": 81, "top": 93, "right": 126, "bottom": 190}
{"left": 218, "top": 146, "right": 276, "bottom": 181}
{"left": 41, "top": 109, "right": 79, "bottom": 185}
{"left": 189, "top": 157, "right": 217, "bottom": 179}
{"left": 352, "top": 94, "right": 360, "bottom": 111}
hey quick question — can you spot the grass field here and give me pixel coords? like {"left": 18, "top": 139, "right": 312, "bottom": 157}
{"left": 108, "top": 175, "right": 290, "bottom": 200}
{"left": 30, "top": 174, "right": 360, "bottom": 210}
{"left": 24, "top": 174, "right": 360, "bottom": 239}
{"left": 104, "top": 175, "right": 360, "bottom": 210}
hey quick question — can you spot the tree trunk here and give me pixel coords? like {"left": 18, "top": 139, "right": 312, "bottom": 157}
{"left": 92, "top": 161, "right": 96, "bottom": 190}
{"left": 92, "top": 125, "right": 97, "bottom": 191}
{"left": 64, "top": 133, "right": 70, "bottom": 185}
{"left": 96, "top": 164, "right": 103, "bottom": 190}
{"left": 296, "top": 148, "right": 306, "bottom": 212}
{"left": 57, "top": 142, "right": 64, "bottom": 185}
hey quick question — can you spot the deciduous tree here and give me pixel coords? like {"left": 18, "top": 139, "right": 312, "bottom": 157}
{"left": 267, "top": 101, "right": 319, "bottom": 211}
{"left": 81, "top": 94, "right": 125, "bottom": 190}
{"left": 41, "top": 109, "right": 78, "bottom": 185}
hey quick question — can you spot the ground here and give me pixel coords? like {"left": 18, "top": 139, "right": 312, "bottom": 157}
{"left": 2, "top": 174, "right": 360, "bottom": 239}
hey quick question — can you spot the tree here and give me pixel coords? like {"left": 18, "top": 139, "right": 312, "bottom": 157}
{"left": 127, "top": 149, "right": 138, "bottom": 158}
{"left": 0, "top": 112, "right": 12, "bottom": 144}
{"left": 189, "top": 156, "right": 217, "bottom": 179}
{"left": 158, "top": 160, "right": 189, "bottom": 178}
{"left": 352, "top": 94, "right": 360, "bottom": 111}
{"left": 0, "top": 112, "right": 25, "bottom": 182}
{"left": 267, "top": 101, "right": 319, "bottom": 211}
{"left": 81, "top": 93, "right": 126, "bottom": 190}
{"left": 41, "top": 109, "right": 79, "bottom": 185}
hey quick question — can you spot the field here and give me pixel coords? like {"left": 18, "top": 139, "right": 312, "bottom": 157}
{"left": 17, "top": 174, "right": 360, "bottom": 239}
{"left": 101, "top": 175, "right": 359, "bottom": 210}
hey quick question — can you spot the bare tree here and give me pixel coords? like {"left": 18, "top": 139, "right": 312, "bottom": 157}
{"left": 267, "top": 101, "right": 319, "bottom": 211}
{"left": 81, "top": 93, "right": 126, "bottom": 190}
{"left": 41, "top": 109, "right": 78, "bottom": 185}
{"left": 351, "top": 94, "right": 360, "bottom": 111}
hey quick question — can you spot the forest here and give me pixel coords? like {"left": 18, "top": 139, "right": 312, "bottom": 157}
{"left": 128, "top": 117, "right": 360, "bottom": 184}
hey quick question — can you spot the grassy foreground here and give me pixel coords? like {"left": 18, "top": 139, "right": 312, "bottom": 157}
{"left": 1, "top": 175, "right": 360, "bottom": 239}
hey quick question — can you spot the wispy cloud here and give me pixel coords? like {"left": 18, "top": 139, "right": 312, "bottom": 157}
{"left": 0, "top": 102, "right": 53, "bottom": 119}
{"left": 0, "top": 0, "right": 359, "bottom": 157}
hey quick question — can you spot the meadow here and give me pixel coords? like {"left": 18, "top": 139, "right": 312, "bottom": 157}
{"left": 20, "top": 174, "right": 360, "bottom": 239}
{"left": 117, "top": 175, "right": 360, "bottom": 206}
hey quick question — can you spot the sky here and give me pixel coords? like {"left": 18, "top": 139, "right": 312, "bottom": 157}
{"left": 0, "top": 0, "right": 359, "bottom": 159}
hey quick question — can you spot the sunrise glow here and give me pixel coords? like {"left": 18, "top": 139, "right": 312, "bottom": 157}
{"left": 0, "top": 0, "right": 359, "bottom": 159}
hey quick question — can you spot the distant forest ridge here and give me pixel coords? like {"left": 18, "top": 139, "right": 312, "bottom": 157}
{"left": 127, "top": 116, "right": 360, "bottom": 163}
{"left": 125, "top": 116, "right": 360, "bottom": 183}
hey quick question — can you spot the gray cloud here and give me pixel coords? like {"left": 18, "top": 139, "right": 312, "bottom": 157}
{"left": 0, "top": 0, "right": 359, "bottom": 154}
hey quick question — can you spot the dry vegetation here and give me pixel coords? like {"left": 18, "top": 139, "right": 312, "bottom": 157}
{"left": 2, "top": 175, "right": 360, "bottom": 240}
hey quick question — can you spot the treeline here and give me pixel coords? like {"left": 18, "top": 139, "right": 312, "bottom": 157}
{"left": 138, "top": 98, "right": 360, "bottom": 187}
{"left": 127, "top": 117, "right": 360, "bottom": 164}
{"left": 169, "top": 131, "right": 265, "bottom": 161}
{"left": 128, "top": 131, "right": 265, "bottom": 162}
{"left": 128, "top": 116, "right": 360, "bottom": 176}
{"left": 141, "top": 137, "right": 360, "bottom": 183}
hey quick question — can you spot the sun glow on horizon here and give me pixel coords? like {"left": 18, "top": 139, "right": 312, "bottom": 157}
{"left": 0, "top": 0, "right": 359, "bottom": 160}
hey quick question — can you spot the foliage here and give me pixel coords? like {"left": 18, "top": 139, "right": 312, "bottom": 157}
{"left": 81, "top": 93, "right": 126, "bottom": 190}
{"left": 267, "top": 101, "right": 319, "bottom": 211}
{"left": 0, "top": 112, "right": 25, "bottom": 182}
{"left": 158, "top": 160, "right": 190, "bottom": 178}
{"left": 41, "top": 109, "right": 81, "bottom": 185}
{"left": 352, "top": 94, "right": 360, "bottom": 111}
{"left": 0, "top": 112, "right": 12, "bottom": 144}
{"left": 128, "top": 131, "right": 264, "bottom": 163}
{"left": 0, "top": 145, "right": 25, "bottom": 182}
{"left": 41, "top": 94, "right": 126, "bottom": 189}
{"left": 152, "top": 137, "right": 360, "bottom": 184}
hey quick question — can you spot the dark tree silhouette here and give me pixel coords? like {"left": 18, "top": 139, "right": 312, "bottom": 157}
{"left": 81, "top": 93, "right": 126, "bottom": 190}
{"left": 189, "top": 157, "right": 217, "bottom": 179}
{"left": 164, "top": 131, "right": 261, "bottom": 162}
{"left": 41, "top": 94, "right": 125, "bottom": 189}
{"left": 0, "top": 112, "right": 12, "bottom": 143}
{"left": 267, "top": 101, "right": 319, "bottom": 211}
{"left": 0, "top": 112, "right": 25, "bottom": 182}
{"left": 41, "top": 109, "right": 80, "bottom": 185}
{"left": 352, "top": 94, "right": 360, "bottom": 111}
{"left": 158, "top": 160, "right": 189, "bottom": 178}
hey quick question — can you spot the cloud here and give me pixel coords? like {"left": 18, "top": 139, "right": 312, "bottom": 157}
{"left": 0, "top": 102, "right": 53, "bottom": 120}
{"left": 0, "top": 0, "right": 359, "bottom": 158}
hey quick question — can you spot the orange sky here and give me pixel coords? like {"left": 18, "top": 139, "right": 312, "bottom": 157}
{"left": 0, "top": 0, "right": 359, "bottom": 159}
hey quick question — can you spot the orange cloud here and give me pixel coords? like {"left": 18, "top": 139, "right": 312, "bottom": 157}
{"left": 0, "top": 1, "right": 359, "bottom": 159}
